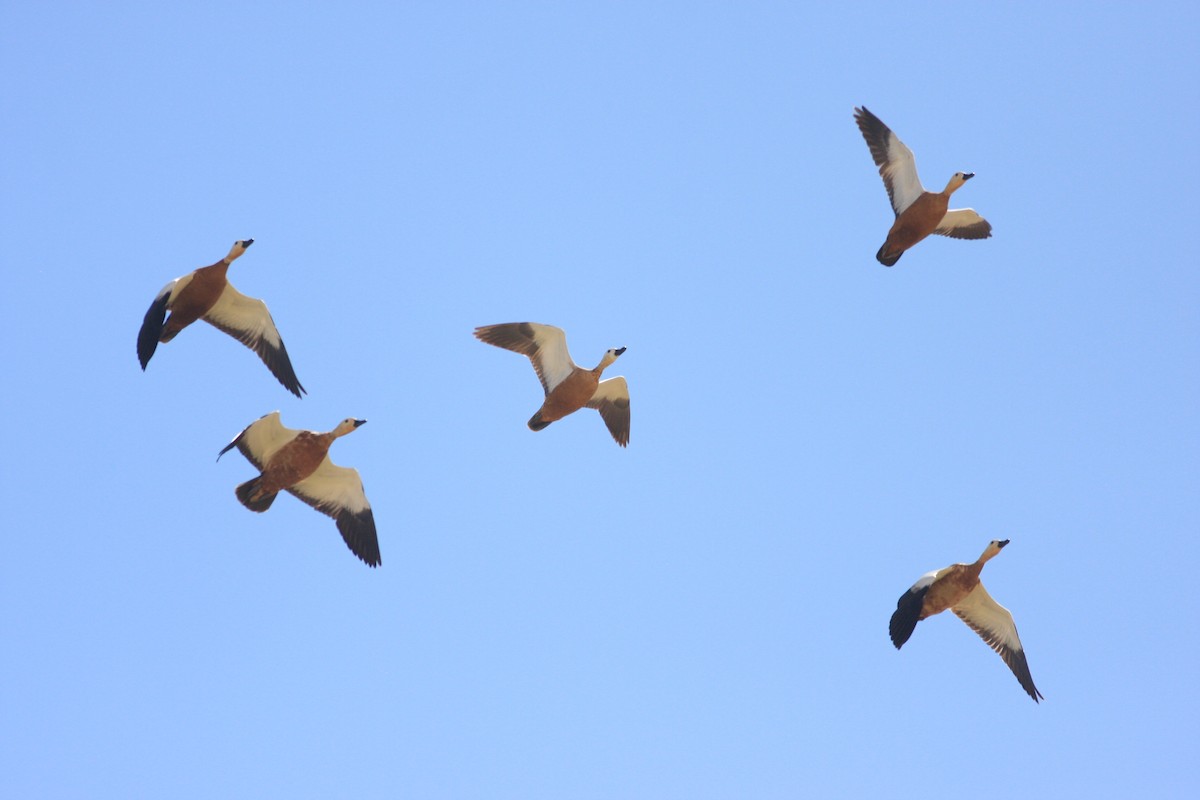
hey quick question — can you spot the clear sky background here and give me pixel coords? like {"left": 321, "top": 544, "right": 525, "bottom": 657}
{"left": 2, "top": 2, "right": 1198, "bottom": 797}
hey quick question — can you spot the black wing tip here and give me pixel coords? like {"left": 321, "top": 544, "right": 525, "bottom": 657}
{"left": 474, "top": 322, "right": 541, "bottom": 355}
{"left": 854, "top": 105, "right": 887, "bottom": 132}
{"left": 1015, "top": 657, "right": 1044, "bottom": 703}
{"left": 137, "top": 293, "right": 171, "bottom": 369}
{"left": 888, "top": 616, "right": 912, "bottom": 649}
{"left": 337, "top": 510, "right": 381, "bottom": 568}
{"left": 259, "top": 338, "right": 306, "bottom": 398}
{"left": 1019, "top": 673, "right": 1044, "bottom": 703}
{"left": 136, "top": 329, "right": 157, "bottom": 369}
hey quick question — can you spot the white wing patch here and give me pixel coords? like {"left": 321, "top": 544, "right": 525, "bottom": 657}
{"left": 908, "top": 569, "right": 940, "bottom": 593}
{"left": 525, "top": 323, "right": 576, "bottom": 393}
{"left": 160, "top": 274, "right": 190, "bottom": 304}
{"left": 231, "top": 411, "right": 300, "bottom": 470}
{"left": 290, "top": 458, "right": 372, "bottom": 516}
{"left": 204, "top": 283, "right": 283, "bottom": 348}
{"left": 879, "top": 132, "right": 924, "bottom": 216}
{"left": 953, "top": 582, "right": 1023, "bottom": 655}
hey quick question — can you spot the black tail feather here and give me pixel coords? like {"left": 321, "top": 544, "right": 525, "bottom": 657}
{"left": 235, "top": 476, "right": 277, "bottom": 512}
{"left": 876, "top": 244, "right": 901, "bottom": 267}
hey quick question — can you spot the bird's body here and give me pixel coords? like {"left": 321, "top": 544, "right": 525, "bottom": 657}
{"left": 529, "top": 363, "right": 606, "bottom": 429}
{"left": 137, "top": 240, "right": 306, "bottom": 397}
{"left": 854, "top": 106, "right": 992, "bottom": 266}
{"left": 474, "top": 322, "right": 631, "bottom": 446}
{"left": 877, "top": 188, "right": 955, "bottom": 266}
{"left": 889, "top": 540, "right": 1042, "bottom": 702}
{"left": 241, "top": 428, "right": 340, "bottom": 504}
{"left": 218, "top": 412, "right": 380, "bottom": 567}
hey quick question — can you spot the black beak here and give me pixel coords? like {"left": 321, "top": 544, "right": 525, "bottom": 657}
{"left": 353, "top": 419, "right": 367, "bottom": 428}
{"left": 614, "top": 347, "right": 627, "bottom": 356}
{"left": 961, "top": 173, "right": 975, "bottom": 181}
{"left": 240, "top": 238, "right": 255, "bottom": 248}
{"left": 998, "top": 539, "right": 1010, "bottom": 548}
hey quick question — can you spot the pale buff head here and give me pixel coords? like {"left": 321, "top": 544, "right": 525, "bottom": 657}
{"left": 332, "top": 418, "right": 367, "bottom": 437}
{"left": 225, "top": 239, "right": 255, "bottom": 262}
{"left": 597, "top": 346, "right": 627, "bottom": 371}
{"left": 943, "top": 172, "right": 975, "bottom": 194}
{"left": 978, "top": 538, "right": 1010, "bottom": 563}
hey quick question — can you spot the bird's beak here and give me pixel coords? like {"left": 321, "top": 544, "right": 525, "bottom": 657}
{"left": 961, "top": 173, "right": 975, "bottom": 181}
{"left": 353, "top": 419, "right": 367, "bottom": 428}
{"left": 614, "top": 347, "right": 627, "bottom": 356}
{"left": 241, "top": 238, "right": 255, "bottom": 248}
{"left": 998, "top": 539, "right": 1010, "bottom": 548}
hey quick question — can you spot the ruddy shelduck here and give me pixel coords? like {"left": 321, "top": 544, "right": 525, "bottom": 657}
{"left": 854, "top": 106, "right": 992, "bottom": 266}
{"left": 137, "top": 239, "right": 306, "bottom": 397}
{"left": 474, "top": 322, "right": 631, "bottom": 447}
{"left": 218, "top": 412, "right": 380, "bottom": 567}
{"left": 889, "top": 539, "right": 1042, "bottom": 702}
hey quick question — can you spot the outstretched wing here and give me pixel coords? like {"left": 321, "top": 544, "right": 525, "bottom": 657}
{"left": 953, "top": 582, "right": 1043, "bottom": 702}
{"left": 586, "top": 376, "right": 630, "bottom": 447}
{"left": 137, "top": 276, "right": 187, "bottom": 369}
{"left": 934, "top": 209, "right": 993, "bottom": 240}
{"left": 288, "top": 457, "right": 381, "bottom": 567}
{"left": 475, "top": 322, "right": 576, "bottom": 394}
{"left": 854, "top": 106, "right": 924, "bottom": 216}
{"left": 203, "top": 283, "right": 306, "bottom": 397}
{"left": 217, "top": 411, "right": 298, "bottom": 470}
{"left": 889, "top": 569, "right": 938, "bottom": 649}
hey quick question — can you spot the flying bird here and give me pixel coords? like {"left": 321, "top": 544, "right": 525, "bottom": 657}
{"left": 854, "top": 106, "right": 992, "bottom": 266}
{"left": 889, "top": 539, "right": 1042, "bottom": 702}
{"left": 137, "top": 239, "right": 306, "bottom": 397}
{"left": 474, "top": 322, "right": 630, "bottom": 446}
{"left": 218, "top": 412, "right": 380, "bottom": 567}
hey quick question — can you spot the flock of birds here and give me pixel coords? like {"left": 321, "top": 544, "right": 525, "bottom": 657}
{"left": 135, "top": 107, "right": 1041, "bottom": 702}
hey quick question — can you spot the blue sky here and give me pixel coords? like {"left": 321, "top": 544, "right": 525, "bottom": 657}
{"left": 2, "top": 1, "right": 1198, "bottom": 797}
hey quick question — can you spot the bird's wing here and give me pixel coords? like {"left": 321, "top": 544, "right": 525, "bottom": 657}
{"left": 475, "top": 322, "right": 576, "bottom": 394}
{"left": 288, "top": 457, "right": 381, "bottom": 567}
{"left": 586, "top": 376, "right": 630, "bottom": 447}
{"left": 202, "top": 283, "right": 306, "bottom": 397}
{"left": 217, "top": 411, "right": 298, "bottom": 470}
{"left": 889, "top": 569, "right": 938, "bottom": 648}
{"left": 137, "top": 276, "right": 188, "bottom": 369}
{"left": 854, "top": 106, "right": 924, "bottom": 215}
{"left": 953, "top": 582, "right": 1043, "bottom": 702}
{"left": 934, "top": 209, "right": 993, "bottom": 240}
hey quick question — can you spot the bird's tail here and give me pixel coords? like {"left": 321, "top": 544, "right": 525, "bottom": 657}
{"left": 235, "top": 476, "right": 277, "bottom": 512}
{"left": 876, "top": 243, "right": 902, "bottom": 267}
{"left": 527, "top": 412, "right": 552, "bottom": 432}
